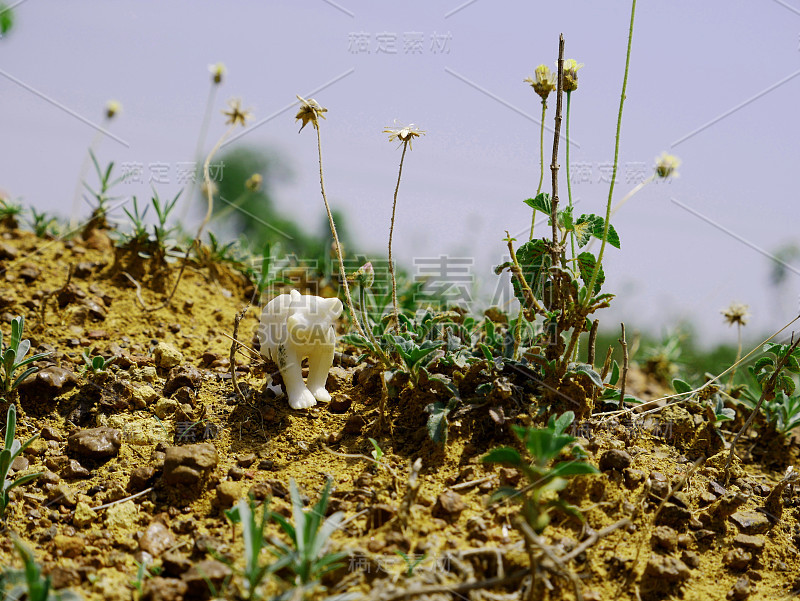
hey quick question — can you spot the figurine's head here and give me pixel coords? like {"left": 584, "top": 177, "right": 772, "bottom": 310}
{"left": 285, "top": 290, "right": 343, "bottom": 346}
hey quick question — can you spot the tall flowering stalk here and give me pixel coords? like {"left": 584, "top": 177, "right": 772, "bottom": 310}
{"left": 137, "top": 98, "right": 251, "bottom": 312}
{"left": 384, "top": 123, "right": 425, "bottom": 331}
{"left": 722, "top": 302, "right": 749, "bottom": 386}
{"left": 610, "top": 152, "right": 680, "bottom": 218}
{"left": 524, "top": 65, "right": 556, "bottom": 240}
{"left": 561, "top": 59, "right": 583, "bottom": 261}
{"left": 584, "top": 0, "right": 637, "bottom": 304}
{"left": 179, "top": 62, "right": 226, "bottom": 223}
{"left": 296, "top": 95, "right": 365, "bottom": 338}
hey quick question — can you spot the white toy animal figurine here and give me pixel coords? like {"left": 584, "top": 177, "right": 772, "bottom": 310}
{"left": 257, "top": 289, "right": 343, "bottom": 410}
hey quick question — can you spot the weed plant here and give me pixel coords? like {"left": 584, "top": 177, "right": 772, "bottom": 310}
{"left": 0, "top": 538, "right": 81, "bottom": 601}
{"left": 1, "top": 316, "right": 49, "bottom": 399}
{"left": 482, "top": 411, "right": 598, "bottom": 534}
{"left": 1, "top": 405, "right": 42, "bottom": 520}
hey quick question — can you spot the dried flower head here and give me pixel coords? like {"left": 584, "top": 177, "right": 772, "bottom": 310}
{"left": 524, "top": 65, "right": 557, "bottom": 100}
{"left": 561, "top": 59, "right": 584, "bottom": 92}
{"left": 208, "top": 62, "right": 226, "bottom": 85}
{"left": 222, "top": 98, "right": 251, "bottom": 127}
{"left": 384, "top": 122, "right": 425, "bottom": 150}
{"left": 721, "top": 302, "right": 749, "bottom": 327}
{"left": 105, "top": 100, "right": 122, "bottom": 120}
{"left": 655, "top": 152, "right": 681, "bottom": 179}
{"left": 295, "top": 95, "right": 327, "bottom": 132}
{"left": 352, "top": 261, "right": 375, "bottom": 288}
{"left": 245, "top": 173, "right": 263, "bottom": 192}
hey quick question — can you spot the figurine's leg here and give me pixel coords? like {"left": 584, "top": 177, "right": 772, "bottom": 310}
{"left": 278, "top": 344, "right": 316, "bottom": 409}
{"left": 307, "top": 340, "right": 335, "bottom": 403}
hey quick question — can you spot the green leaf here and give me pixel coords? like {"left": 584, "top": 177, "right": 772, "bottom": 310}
{"left": 488, "top": 486, "right": 522, "bottom": 504}
{"left": 549, "top": 461, "right": 599, "bottom": 478}
{"left": 716, "top": 408, "right": 735, "bottom": 422}
{"left": 514, "top": 239, "right": 551, "bottom": 300}
{"left": 4, "top": 404, "right": 16, "bottom": 451}
{"left": 672, "top": 378, "right": 693, "bottom": 394}
{"left": 481, "top": 447, "right": 522, "bottom": 466}
{"left": 753, "top": 357, "right": 774, "bottom": 373}
{"left": 524, "top": 193, "right": 551, "bottom": 215}
{"left": 6, "top": 472, "right": 42, "bottom": 492}
{"left": 585, "top": 215, "right": 621, "bottom": 249}
{"left": 576, "top": 252, "right": 605, "bottom": 294}
{"left": 602, "top": 222, "right": 621, "bottom": 249}
{"left": 559, "top": 206, "right": 574, "bottom": 231}
{"left": 779, "top": 374, "right": 795, "bottom": 396}
{"left": 573, "top": 214, "right": 600, "bottom": 248}
{"left": 551, "top": 411, "right": 575, "bottom": 436}
{"left": 570, "top": 363, "right": 603, "bottom": 388}
{"left": 609, "top": 361, "right": 620, "bottom": 386}
{"left": 425, "top": 402, "right": 450, "bottom": 444}
{"left": 0, "top": 5, "right": 14, "bottom": 35}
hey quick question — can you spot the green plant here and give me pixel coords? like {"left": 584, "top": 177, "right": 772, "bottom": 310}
{"left": 83, "top": 150, "right": 124, "bottom": 227}
{"left": 268, "top": 478, "right": 347, "bottom": 588}
{"left": 394, "top": 551, "right": 426, "bottom": 577}
{"left": 235, "top": 495, "right": 272, "bottom": 601}
{"left": 117, "top": 191, "right": 184, "bottom": 265}
{"left": 383, "top": 123, "right": 425, "bottom": 331}
{"left": 367, "top": 438, "right": 383, "bottom": 463}
{"left": 672, "top": 378, "right": 734, "bottom": 429}
{"left": 27, "top": 208, "right": 58, "bottom": 239}
{"left": 130, "top": 558, "right": 160, "bottom": 599}
{"left": 0, "top": 538, "right": 81, "bottom": 601}
{"left": 245, "top": 241, "right": 291, "bottom": 298}
{"left": 81, "top": 350, "right": 111, "bottom": 375}
{"left": 482, "top": 411, "right": 598, "bottom": 534}
{"left": 0, "top": 197, "right": 23, "bottom": 228}
{"left": 725, "top": 336, "right": 800, "bottom": 479}
{"left": 1, "top": 405, "right": 43, "bottom": 520}
{"left": 119, "top": 196, "right": 150, "bottom": 246}
{"left": 205, "top": 231, "right": 241, "bottom": 265}
{"left": 1, "top": 316, "right": 50, "bottom": 398}
{"left": 0, "top": 2, "right": 15, "bottom": 36}
{"left": 738, "top": 341, "right": 800, "bottom": 435}
{"left": 492, "top": 3, "right": 640, "bottom": 418}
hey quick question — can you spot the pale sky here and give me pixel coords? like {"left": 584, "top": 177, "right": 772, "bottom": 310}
{"left": 2, "top": 1, "right": 800, "bottom": 345}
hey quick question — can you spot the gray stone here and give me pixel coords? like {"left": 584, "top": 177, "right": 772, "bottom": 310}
{"left": 161, "top": 443, "right": 218, "bottom": 487}
{"left": 644, "top": 555, "right": 690, "bottom": 582}
{"left": 153, "top": 342, "right": 183, "bottom": 369}
{"left": 433, "top": 490, "right": 466, "bottom": 519}
{"left": 66, "top": 427, "right": 122, "bottom": 460}
{"left": 181, "top": 559, "right": 231, "bottom": 599}
{"left": 599, "top": 449, "right": 632, "bottom": 472}
{"left": 729, "top": 511, "right": 770, "bottom": 535}
{"left": 140, "top": 520, "right": 176, "bottom": 558}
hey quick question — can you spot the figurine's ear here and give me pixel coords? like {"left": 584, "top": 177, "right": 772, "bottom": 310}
{"left": 326, "top": 298, "right": 343, "bottom": 319}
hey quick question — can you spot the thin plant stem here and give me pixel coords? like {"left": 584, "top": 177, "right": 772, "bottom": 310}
{"left": 179, "top": 83, "right": 218, "bottom": 223}
{"left": 618, "top": 323, "right": 629, "bottom": 410}
{"left": 359, "top": 284, "right": 388, "bottom": 365}
{"left": 565, "top": 90, "right": 576, "bottom": 262}
{"left": 388, "top": 140, "right": 409, "bottom": 331}
{"left": 135, "top": 124, "right": 235, "bottom": 312}
{"left": 71, "top": 128, "right": 106, "bottom": 228}
{"left": 529, "top": 100, "right": 547, "bottom": 240}
{"left": 610, "top": 174, "right": 655, "bottom": 217}
{"left": 585, "top": 0, "right": 637, "bottom": 305}
{"left": 729, "top": 323, "right": 743, "bottom": 387}
{"left": 549, "top": 35, "right": 565, "bottom": 267}
{"left": 315, "top": 125, "right": 366, "bottom": 338}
